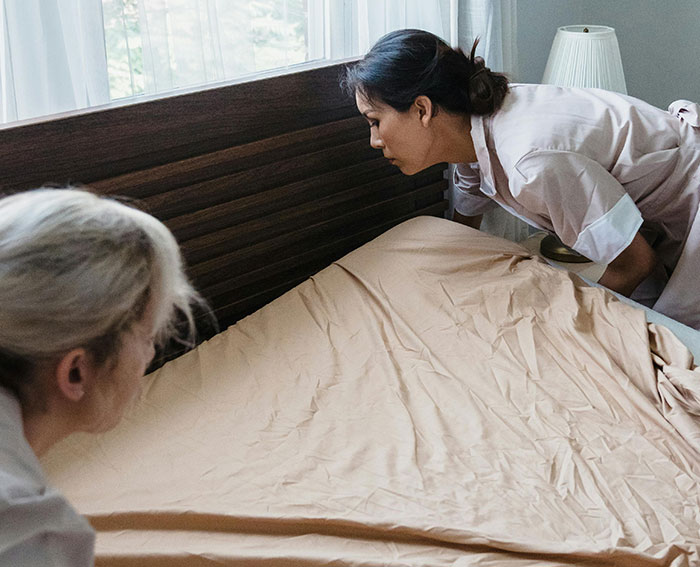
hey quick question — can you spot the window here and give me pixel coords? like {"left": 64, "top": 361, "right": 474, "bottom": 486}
{"left": 1, "top": 0, "right": 454, "bottom": 123}
{"left": 101, "top": 0, "right": 453, "bottom": 100}
{"left": 102, "top": 0, "right": 321, "bottom": 100}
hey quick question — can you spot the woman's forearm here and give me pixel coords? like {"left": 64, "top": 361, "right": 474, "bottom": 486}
{"left": 453, "top": 211, "right": 482, "bottom": 230}
{"left": 597, "top": 232, "right": 656, "bottom": 297}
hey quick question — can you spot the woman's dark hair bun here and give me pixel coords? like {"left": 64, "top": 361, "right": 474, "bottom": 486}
{"left": 465, "top": 38, "right": 508, "bottom": 115}
{"left": 341, "top": 29, "right": 509, "bottom": 116}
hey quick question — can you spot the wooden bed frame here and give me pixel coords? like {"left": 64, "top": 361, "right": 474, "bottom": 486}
{"left": 0, "top": 62, "right": 448, "bottom": 353}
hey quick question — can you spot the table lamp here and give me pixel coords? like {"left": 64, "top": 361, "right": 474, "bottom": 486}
{"left": 540, "top": 24, "right": 627, "bottom": 263}
{"left": 542, "top": 25, "right": 627, "bottom": 93}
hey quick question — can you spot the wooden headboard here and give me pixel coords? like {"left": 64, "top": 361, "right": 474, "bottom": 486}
{"left": 0, "top": 62, "right": 448, "bottom": 341}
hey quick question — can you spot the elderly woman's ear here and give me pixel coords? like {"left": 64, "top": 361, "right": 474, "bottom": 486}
{"left": 54, "top": 348, "right": 93, "bottom": 402}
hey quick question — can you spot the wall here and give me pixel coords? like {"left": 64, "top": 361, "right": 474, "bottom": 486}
{"left": 516, "top": 0, "right": 700, "bottom": 109}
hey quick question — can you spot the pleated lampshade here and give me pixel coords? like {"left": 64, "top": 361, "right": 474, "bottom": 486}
{"left": 542, "top": 25, "right": 627, "bottom": 94}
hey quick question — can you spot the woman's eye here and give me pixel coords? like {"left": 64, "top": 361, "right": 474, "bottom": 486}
{"left": 369, "top": 120, "right": 379, "bottom": 128}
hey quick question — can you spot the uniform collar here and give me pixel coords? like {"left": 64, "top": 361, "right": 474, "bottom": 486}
{"left": 469, "top": 114, "right": 496, "bottom": 196}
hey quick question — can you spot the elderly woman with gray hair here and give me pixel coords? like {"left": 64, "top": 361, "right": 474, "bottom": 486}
{"left": 0, "top": 188, "right": 203, "bottom": 565}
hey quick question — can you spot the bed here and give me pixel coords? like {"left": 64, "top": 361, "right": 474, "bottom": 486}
{"left": 1, "top": 62, "right": 699, "bottom": 566}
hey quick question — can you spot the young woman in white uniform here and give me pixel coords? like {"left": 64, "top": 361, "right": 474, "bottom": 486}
{"left": 343, "top": 29, "right": 700, "bottom": 329}
{"left": 0, "top": 188, "right": 203, "bottom": 565}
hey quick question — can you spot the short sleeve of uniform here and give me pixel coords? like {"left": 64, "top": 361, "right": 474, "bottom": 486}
{"left": 511, "top": 150, "right": 643, "bottom": 265}
{"left": 452, "top": 162, "right": 499, "bottom": 216}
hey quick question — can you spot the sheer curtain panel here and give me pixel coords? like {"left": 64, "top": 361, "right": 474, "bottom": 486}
{"left": 132, "top": 0, "right": 451, "bottom": 96}
{"left": 354, "top": 0, "right": 449, "bottom": 56}
{"left": 452, "top": 0, "right": 526, "bottom": 242}
{"left": 458, "top": 0, "right": 516, "bottom": 76}
{"left": 1, "top": 0, "right": 458, "bottom": 123}
{"left": 0, "top": 0, "right": 109, "bottom": 123}
{"left": 137, "top": 0, "right": 263, "bottom": 95}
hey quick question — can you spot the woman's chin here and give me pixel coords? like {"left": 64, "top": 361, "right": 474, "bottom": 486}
{"left": 398, "top": 164, "right": 424, "bottom": 176}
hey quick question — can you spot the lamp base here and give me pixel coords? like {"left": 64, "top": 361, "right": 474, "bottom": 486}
{"left": 539, "top": 234, "right": 592, "bottom": 263}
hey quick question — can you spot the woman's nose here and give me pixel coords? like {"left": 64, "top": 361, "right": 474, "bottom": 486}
{"left": 370, "top": 130, "right": 383, "bottom": 149}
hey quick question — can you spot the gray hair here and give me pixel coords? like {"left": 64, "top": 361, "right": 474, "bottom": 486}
{"left": 0, "top": 188, "right": 202, "bottom": 407}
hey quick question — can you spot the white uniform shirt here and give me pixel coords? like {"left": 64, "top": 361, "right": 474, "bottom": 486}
{"left": 0, "top": 388, "right": 95, "bottom": 566}
{"left": 453, "top": 84, "right": 700, "bottom": 326}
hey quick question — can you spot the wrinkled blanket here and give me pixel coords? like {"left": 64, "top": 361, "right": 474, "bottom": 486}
{"left": 43, "top": 216, "right": 700, "bottom": 566}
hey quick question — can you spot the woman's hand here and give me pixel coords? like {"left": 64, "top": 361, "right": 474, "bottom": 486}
{"left": 597, "top": 231, "right": 657, "bottom": 297}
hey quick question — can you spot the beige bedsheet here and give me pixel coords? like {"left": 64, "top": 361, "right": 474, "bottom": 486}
{"left": 43, "top": 216, "right": 700, "bottom": 566}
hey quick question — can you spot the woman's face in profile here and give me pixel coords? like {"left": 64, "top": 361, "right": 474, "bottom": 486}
{"left": 355, "top": 91, "right": 435, "bottom": 176}
{"left": 85, "top": 302, "right": 158, "bottom": 433}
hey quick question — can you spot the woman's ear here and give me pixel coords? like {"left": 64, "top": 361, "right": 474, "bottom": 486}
{"left": 413, "top": 96, "right": 435, "bottom": 126}
{"left": 55, "top": 348, "right": 94, "bottom": 402}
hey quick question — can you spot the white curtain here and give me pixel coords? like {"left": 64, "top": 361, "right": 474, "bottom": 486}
{"left": 354, "top": 0, "right": 449, "bottom": 56}
{"left": 0, "top": 0, "right": 480, "bottom": 130}
{"left": 134, "top": 0, "right": 450, "bottom": 95}
{"left": 451, "top": 0, "right": 528, "bottom": 242}
{"left": 0, "top": 0, "right": 109, "bottom": 123}
{"left": 458, "top": 0, "right": 517, "bottom": 76}
{"left": 137, "top": 0, "right": 257, "bottom": 94}
{"left": 0, "top": 0, "right": 456, "bottom": 123}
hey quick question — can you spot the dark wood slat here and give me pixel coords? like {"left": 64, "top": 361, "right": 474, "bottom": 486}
{"left": 210, "top": 202, "right": 447, "bottom": 326}
{"left": 198, "top": 196, "right": 449, "bottom": 305}
{"left": 166, "top": 158, "right": 396, "bottom": 241}
{"left": 188, "top": 180, "right": 448, "bottom": 288}
{"left": 143, "top": 138, "right": 380, "bottom": 220}
{"left": 0, "top": 64, "right": 358, "bottom": 192}
{"left": 172, "top": 162, "right": 443, "bottom": 247}
{"left": 89, "top": 116, "right": 369, "bottom": 199}
{"left": 181, "top": 175, "right": 446, "bottom": 265}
